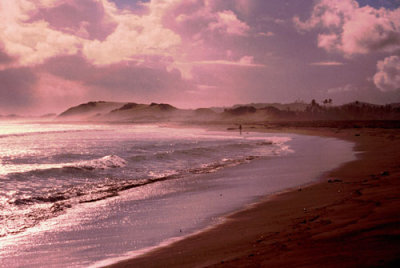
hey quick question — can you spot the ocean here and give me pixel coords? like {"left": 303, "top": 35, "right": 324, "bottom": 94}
{"left": 0, "top": 122, "right": 355, "bottom": 267}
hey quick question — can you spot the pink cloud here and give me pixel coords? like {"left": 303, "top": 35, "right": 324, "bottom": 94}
{"left": 81, "top": 0, "right": 183, "bottom": 65}
{"left": 192, "top": 56, "right": 265, "bottom": 68}
{"left": 0, "top": 0, "right": 257, "bottom": 80}
{"left": 326, "top": 84, "right": 358, "bottom": 94}
{"left": 0, "top": 0, "right": 182, "bottom": 67}
{"left": 258, "top": 31, "right": 275, "bottom": 37}
{"left": 294, "top": 0, "right": 400, "bottom": 56}
{"left": 29, "top": 0, "right": 117, "bottom": 40}
{"left": 208, "top": 10, "right": 249, "bottom": 36}
{"left": 163, "top": 0, "right": 250, "bottom": 38}
{"left": 0, "top": 1, "right": 81, "bottom": 66}
{"left": 294, "top": 0, "right": 357, "bottom": 31}
{"left": 374, "top": 56, "right": 400, "bottom": 92}
{"left": 143, "top": 0, "right": 255, "bottom": 78}
{"left": 341, "top": 7, "right": 400, "bottom": 55}
{"left": 310, "top": 61, "right": 344, "bottom": 66}
{"left": 317, "top": 33, "right": 340, "bottom": 53}
{"left": 295, "top": 0, "right": 400, "bottom": 94}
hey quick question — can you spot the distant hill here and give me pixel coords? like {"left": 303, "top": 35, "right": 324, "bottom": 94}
{"left": 231, "top": 102, "right": 309, "bottom": 112}
{"left": 57, "top": 100, "right": 400, "bottom": 123}
{"left": 105, "top": 102, "right": 186, "bottom": 122}
{"left": 58, "top": 101, "right": 127, "bottom": 120}
{"left": 58, "top": 101, "right": 193, "bottom": 122}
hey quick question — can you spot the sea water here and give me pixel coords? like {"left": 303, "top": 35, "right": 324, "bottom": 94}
{"left": 0, "top": 122, "right": 355, "bottom": 267}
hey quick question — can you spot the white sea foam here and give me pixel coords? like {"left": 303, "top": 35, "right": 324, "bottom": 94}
{"left": 0, "top": 124, "right": 357, "bottom": 268}
{"left": 0, "top": 123, "right": 294, "bottom": 246}
{"left": 69, "top": 155, "right": 127, "bottom": 170}
{"left": 0, "top": 155, "right": 127, "bottom": 177}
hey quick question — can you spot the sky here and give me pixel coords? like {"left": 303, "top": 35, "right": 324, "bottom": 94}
{"left": 0, "top": 0, "right": 400, "bottom": 115}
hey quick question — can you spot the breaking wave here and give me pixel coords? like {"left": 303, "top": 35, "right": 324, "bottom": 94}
{"left": 65, "top": 155, "right": 127, "bottom": 170}
{"left": 0, "top": 124, "right": 293, "bottom": 239}
{"left": 0, "top": 129, "right": 103, "bottom": 139}
{"left": 0, "top": 155, "right": 127, "bottom": 178}
{"left": 1, "top": 154, "right": 260, "bottom": 238}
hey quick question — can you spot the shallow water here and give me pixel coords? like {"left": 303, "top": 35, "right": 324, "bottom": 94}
{"left": 0, "top": 122, "right": 355, "bottom": 267}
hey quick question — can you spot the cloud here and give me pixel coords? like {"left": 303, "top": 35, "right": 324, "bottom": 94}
{"left": 294, "top": 0, "right": 400, "bottom": 56}
{"left": 374, "top": 55, "right": 400, "bottom": 92}
{"left": 82, "top": 0, "right": 182, "bottom": 65}
{"left": 294, "top": 0, "right": 357, "bottom": 31}
{"left": 258, "top": 31, "right": 275, "bottom": 37}
{"left": 326, "top": 83, "right": 358, "bottom": 94}
{"left": 166, "top": 1, "right": 250, "bottom": 38}
{"left": 0, "top": 0, "right": 182, "bottom": 67}
{"left": 0, "top": 1, "right": 81, "bottom": 66}
{"left": 30, "top": 0, "right": 117, "bottom": 40}
{"left": 310, "top": 61, "right": 344, "bottom": 66}
{"left": 0, "top": 0, "right": 253, "bottom": 72}
{"left": 193, "top": 56, "right": 265, "bottom": 67}
{"left": 208, "top": 10, "right": 249, "bottom": 36}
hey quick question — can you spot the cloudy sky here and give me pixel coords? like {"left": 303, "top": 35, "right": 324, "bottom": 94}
{"left": 0, "top": 0, "right": 400, "bottom": 114}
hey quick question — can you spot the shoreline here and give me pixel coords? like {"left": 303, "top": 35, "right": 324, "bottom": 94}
{"left": 95, "top": 131, "right": 354, "bottom": 267}
{"left": 1, "top": 124, "right": 353, "bottom": 268}
{"left": 108, "top": 125, "right": 400, "bottom": 267}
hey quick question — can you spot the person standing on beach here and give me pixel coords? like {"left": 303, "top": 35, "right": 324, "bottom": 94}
{"left": 239, "top": 124, "right": 242, "bottom": 135}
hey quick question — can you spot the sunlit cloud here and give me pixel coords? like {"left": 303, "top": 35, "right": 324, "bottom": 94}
{"left": 310, "top": 61, "right": 344, "bottom": 66}
{"left": 0, "top": 1, "right": 81, "bottom": 66}
{"left": 294, "top": 0, "right": 400, "bottom": 56}
{"left": 374, "top": 55, "right": 400, "bottom": 92}
{"left": 258, "top": 31, "right": 275, "bottom": 37}
{"left": 82, "top": 0, "right": 182, "bottom": 65}
{"left": 208, "top": 10, "right": 249, "bottom": 36}
{"left": 0, "top": 0, "right": 253, "bottom": 72}
{"left": 193, "top": 56, "right": 265, "bottom": 67}
{"left": 296, "top": 0, "right": 400, "bottom": 94}
{"left": 326, "top": 84, "right": 358, "bottom": 94}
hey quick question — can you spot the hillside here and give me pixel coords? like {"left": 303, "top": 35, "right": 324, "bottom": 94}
{"left": 232, "top": 102, "right": 309, "bottom": 112}
{"left": 58, "top": 101, "right": 192, "bottom": 122}
{"left": 104, "top": 102, "right": 189, "bottom": 122}
{"left": 56, "top": 100, "right": 400, "bottom": 123}
{"left": 58, "top": 101, "right": 126, "bottom": 119}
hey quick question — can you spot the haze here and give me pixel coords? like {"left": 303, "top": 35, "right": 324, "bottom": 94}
{"left": 0, "top": 0, "right": 399, "bottom": 115}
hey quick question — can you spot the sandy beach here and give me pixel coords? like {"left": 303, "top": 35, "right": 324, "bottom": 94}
{"left": 109, "top": 124, "right": 400, "bottom": 267}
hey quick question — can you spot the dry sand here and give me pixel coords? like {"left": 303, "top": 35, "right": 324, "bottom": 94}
{"left": 108, "top": 124, "right": 400, "bottom": 268}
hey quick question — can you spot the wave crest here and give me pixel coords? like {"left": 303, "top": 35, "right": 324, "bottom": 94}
{"left": 67, "top": 155, "right": 127, "bottom": 170}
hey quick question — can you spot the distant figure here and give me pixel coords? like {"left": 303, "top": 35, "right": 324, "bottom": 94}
{"left": 239, "top": 124, "right": 242, "bottom": 135}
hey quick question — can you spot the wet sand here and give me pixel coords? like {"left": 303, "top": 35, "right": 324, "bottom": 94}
{"left": 109, "top": 124, "right": 400, "bottom": 268}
